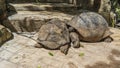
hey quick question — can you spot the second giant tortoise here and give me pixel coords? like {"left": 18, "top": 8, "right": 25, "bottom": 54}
{"left": 66, "top": 11, "right": 113, "bottom": 42}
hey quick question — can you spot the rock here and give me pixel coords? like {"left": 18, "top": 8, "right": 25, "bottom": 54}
{"left": 0, "top": 25, "right": 13, "bottom": 45}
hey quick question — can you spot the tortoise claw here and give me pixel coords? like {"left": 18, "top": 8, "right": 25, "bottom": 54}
{"left": 60, "top": 45, "right": 69, "bottom": 55}
{"left": 72, "top": 41, "right": 80, "bottom": 48}
{"left": 34, "top": 43, "right": 43, "bottom": 48}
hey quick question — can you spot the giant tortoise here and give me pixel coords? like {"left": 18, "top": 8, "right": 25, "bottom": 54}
{"left": 66, "top": 11, "right": 113, "bottom": 42}
{"left": 35, "top": 18, "right": 80, "bottom": 54}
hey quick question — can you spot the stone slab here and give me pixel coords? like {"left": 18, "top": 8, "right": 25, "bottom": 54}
{"left": 0, "top": 50, "right": 14, "bottom": 60}
{"left": 0, "top": 28, "right": 120, "bottom": 68}
{"left": 0, "top": 60, "right": 18, "bottom": 68}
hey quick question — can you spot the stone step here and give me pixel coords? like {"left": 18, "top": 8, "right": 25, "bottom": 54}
{"left": 8, "top": 11, "right": 73, "bottom": 20}
{"left": 9, "top": 3, "right": 77, "bottom": 11}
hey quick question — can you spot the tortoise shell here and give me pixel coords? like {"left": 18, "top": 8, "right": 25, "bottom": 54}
{"left": 37, "top": 18, "right": 70, "bottom": 49}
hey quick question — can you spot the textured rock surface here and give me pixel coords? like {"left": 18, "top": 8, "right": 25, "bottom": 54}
{"left": 0, "top": 25, "right": 13, "bottom": 45}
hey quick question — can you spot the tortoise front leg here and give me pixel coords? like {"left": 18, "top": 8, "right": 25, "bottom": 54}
{"left": 34, "top": 43, "right": 43, "bottom": 48}
{"left": 70, "top": 32, "right": 80, "bottom": 48}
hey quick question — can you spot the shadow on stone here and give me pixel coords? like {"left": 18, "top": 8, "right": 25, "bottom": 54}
{"left": 85, "top": 49, "right": 120, "bottom": 68}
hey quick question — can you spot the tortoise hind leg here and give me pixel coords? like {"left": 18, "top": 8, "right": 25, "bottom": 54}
{"left": 102, "top": 30, "right": 113, "bottom": 42}
{"left": 103, "top": 36, "right": 113, "bottom": 43}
